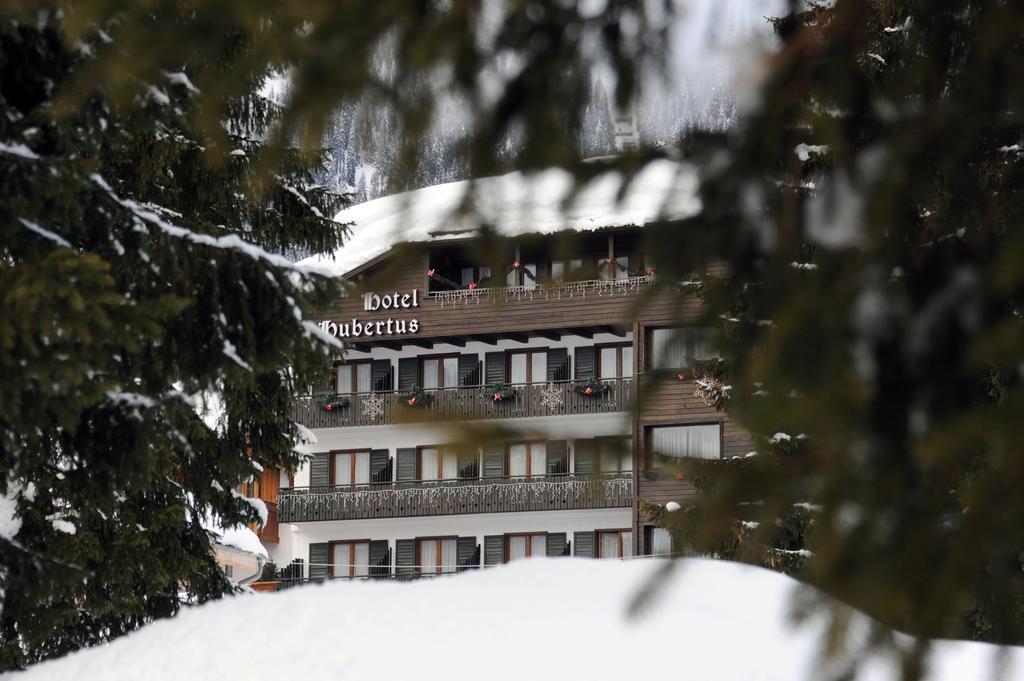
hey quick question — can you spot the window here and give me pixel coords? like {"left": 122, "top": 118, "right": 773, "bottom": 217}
{"left": 648, "top": 327, "right": 719, "bottom": 369}
{"left": 507, "top": 442, "right": 546, "bottom": 478}
{"left": 460, "top": 265, "right": 492, "bottom": 288}
{"left": 597, "top": 529, "right": 633, "bottom": 558}
{"left": 644, "top": 526, "right": 672, "bottom": 557}
{"left": 333, "top": 450, "right": 371, "bottom": 486}
{"left": 599, "top": 256, "right": 630, "bottom": 281}
{"left": 336, "top": 361, "right": 371, "bottom": 394}
{"left": 421, "top": 355, "right": 459, "bottom": 389}
{"left": 331, "top": 541, "right": 369, "bottom": 578}
{"left": 647, "top": 423, "right": 721, "bottom": 467}
{"left": 550, "top": 259, "right": 583, "bottom": 281}
{"left": 508, "top": 350, "right": 547, "bottom": 384}
{"left": 419, "top": 446, "right": 460, "bottom": 481}
{"left": 418, "top": 537, "right": 458, "bottom": 575}
{"left": 506, "top": 262, "right": 538, "bottom": 289}
{"left": 597, "top": 343, "right": 633, "bottom": 379}
{"left": 507, "top": 533, "right": 546, "bottom": 560}
{"left": 597, "top": 437, "right": 632, "bottom": 473}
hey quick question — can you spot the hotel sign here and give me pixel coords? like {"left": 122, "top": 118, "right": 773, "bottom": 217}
{"left": 317, "top": 289, "right": 421, "bottom": 339}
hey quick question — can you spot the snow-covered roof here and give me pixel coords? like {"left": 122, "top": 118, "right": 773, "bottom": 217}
{"left": 299, "top": 159, "right": 701, "bottom": 278}
{"left": 17, "top": 558, "right": 1019, "bottom": 681}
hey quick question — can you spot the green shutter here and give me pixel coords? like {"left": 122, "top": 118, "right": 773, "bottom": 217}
{"left": 309, "top": 453, "right": 330, "bottom": 487}
{"left": 397, "top": 357, "right": 418, "bottom": 390}
{"left": 484, "top": 351, "right": 506, "bottom": 384}
{"left": 457, "top": 536, "right": 479, "bottom": 570}
{"left": 546, "top": 533, "right": 568, "bottom": 557}
{"left": 369, "top": 540, "right": 389, "bottom": 578}
{"left": 395, "top": 539, "right": 416, "bottom": 577}
{"left": 547, "top": 440, "right": 568, "bottom": 476}
{"left": 573, "top": 532, "right": 595, "bottom": 558}
{"left": 309, "top": 542, "right": 329, "bottom": 580}
{"left": 573, "top": 439, "right": 596, "bottom": 474}
{"left": 547, "top": 348, "right": 569, "bottom": 382}
{"left": 484, "top": 535, "right": 505, "bottom": 566}
{"left": 483, "top": 444, "right": 504, "bottom": 479}
{"left": 369, "top": 449, "right": 390, "bottom": 484}
{"left": 574, "top": 347, "right": 595, "bottom": 379}
{"left": 458, "top": 354, "right": 480, "bottom": 386}
{"left": 396, "top": 448, "right": 418, "bottom": 482}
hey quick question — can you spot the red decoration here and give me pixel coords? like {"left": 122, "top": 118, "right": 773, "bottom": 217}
{"left": 512, "top": 260, "right": 521, "bottom": 269}
{"left": 606, "top": 257, "right": 615, "bottom": 265}
{"left": 325, "top": 403, "right": 333, "bottom": 411}
{"left": 677, "top": 371, "right": 686, "bottom": 381}
{"left": 407, "top": 397, "right": 417, "bottom": 406}
{"left": 675, "top": 472, "right": 686, "bottom": 481}
{"left": 646, "top": 266, "right": 655, "bottom": 275}
{"left": 427, "top": 268, "right": 436, "bottom": 278}
{"left": 469, "top": 281, "right": 478, "bottom": 290}
{"left": 584, "top": 386, "right": 594, "bottom": 395}
{"left": 493, "top": 394, "right": 502, "bottom": 401}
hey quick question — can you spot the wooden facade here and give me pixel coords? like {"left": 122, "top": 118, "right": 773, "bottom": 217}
{"left": 283, "top": 228, "right": 753, "bottom": 557}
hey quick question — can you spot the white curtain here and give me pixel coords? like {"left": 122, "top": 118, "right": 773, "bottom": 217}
{"left": 622, "top": 531, "right": 633, "bottom": 558}
{"left": 508, "top": 444, "right": 527, "bottom": 477}
{"left": 651, "top": 424, "right": 721, "bottom": 461}
{"left": 599, "top": 347, "right": 618, "bottom": 379}
{"left": 356, "top": 363, "right": 372, "bottom": 393}
{"left": 354, "top": 451, "right": 370, "bottom": 485}
{"left": 599, "top": 532, "right": 619, "bottom": 558}
{"left": 651, "top": 327, "right": 718, "bottom": 369}
{"left": 621, "top": 346, "right": 633, "bottom": 378}
{"left": 650, "top": 528, "right": 672, "bottom": 556}
{"left": 508, "top": 536, "right": 527, "bottom": 561}
{"left": 422, "top": 359, "right": 439, "bottom": 389}
{"left": 441, "top": 448, "right": 459, "bottom": 480}
{"left": 531, "top": 352, "right": 547, "bottom": 383}
{"left": 523, "top": 264, "right": 537, "bottom": 289}
{"left": 338, "top": 366, "right": 353, "bottom": 394}
{"left": 332, "top": 544, "right": 351, "bottom": 577}
{"left": 530, "top": 443, "right": 546, "bottom": 477}
{"left": 420, "top": 539, "right": 438, "bottom": 574}
{"left": 530, "top": 535, "right": 546, "bottom": 557}
{"left": 334, "top": 453, "right": 353, "bottom": 485}
{"left": 420, "top": 448, "right": 439, "bottom": 481}
{"left": 510, "top": 354, "right": 527, "bottom": 384}
{"left": 443, "top": 357, "right": 459, "bottom": 387}
{"left": 353, "top": 542, "right": 369, "bottom": 577}
{"left": 441, "top": 539, "right": 457, "bottom": 573}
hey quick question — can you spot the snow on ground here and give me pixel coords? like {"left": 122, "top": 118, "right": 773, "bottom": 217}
{"left": 8, "top": 558, "right": 1019, "bottom": 681}
{"left": 299, "top": 159, "right": 700, "bottom": 277}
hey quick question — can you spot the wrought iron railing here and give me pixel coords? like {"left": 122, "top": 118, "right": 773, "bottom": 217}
{"left": 278, "top": 472, "right": 633, "bottom": 522}
{"left": 293, "top": 378, "right": 632, "bottom": 429}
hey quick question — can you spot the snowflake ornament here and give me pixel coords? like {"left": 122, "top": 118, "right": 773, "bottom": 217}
{"left": 539, "top": 383, "right": 564, "bottom": 411}
{"left": 360, "top": 393, "right": 385, "bottom": 421}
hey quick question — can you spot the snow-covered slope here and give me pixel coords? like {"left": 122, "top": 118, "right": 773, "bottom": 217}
{"left": 299, "top": 159, "right": 700, "bottom": 277}
{"left": 9, "top": 559, "right": 1018, "bottom": 681}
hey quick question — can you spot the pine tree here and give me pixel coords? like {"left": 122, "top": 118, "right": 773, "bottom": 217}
{"left": 0, "top": 8, "right": 347, "bottom": 669}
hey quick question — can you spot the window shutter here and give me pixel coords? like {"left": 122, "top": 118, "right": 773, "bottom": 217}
{"left": 457, "top": 536, "right": 479, "bottom": 571}
{"left": 309, "top": 542, "right": 329, "bottom": 580}
{"left": 309, "top": 453, "right": 330, "bottom": 488}
{"left": 396, "top": 448, "right": 418, "bottom": 482}
{"left": 370, "top": 449, "right": 390, "bottom": 484}
{"left": 574, "top": 347, "right": 595, "bottom": 379}
{"left": 458, "top": 447, "right": 480, "bottom": 479}
{"left": 371, "top": 359, "right": 393, "bottom": 392}
{"left": 483, "top": 444, "right": 505, "bottom": 479}
{"left": 368, "top": 540, "right": 390, "bottom": 578}
{"left": 547, "top": 348, "right": 569, "bottom": 382}
{"left": 546, "top": 440, "right": 568, "bottom": 475}
{"left": 397, "top": 357, "right": 418, "bottom": 390}
{"left": 573, "top": 532, "right": 595, "bottom": 558}
{"left": 484, "top": 535, "right": 505, "bottom": 566}
{"left": 573, "top": 439, "right": 596, "bottom": 474}
{"left": 484, "top": 351, "right": 506, "bottom": 385}
{"left": 546, "top": 533, "right": 568, "bottom": 557}
{"left": 395, "top": 539, "right": 416, "bottom": 577}
{"left": 458, "top": 354, "right": 481, "bottom": 386}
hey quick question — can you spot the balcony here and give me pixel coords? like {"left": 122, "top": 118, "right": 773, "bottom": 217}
{"left": 292, "top": 378, "right": 632, "bottom": 429}
{"left": 278, "top": 473, "right": 633, "bottom": 522}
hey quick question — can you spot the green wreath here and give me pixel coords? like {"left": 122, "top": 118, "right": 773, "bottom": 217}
{"left": 403, "top": 385, "right": 432, "bottom": 408}
{"left": 484, "top": 383, "right": 516, "bottom": 403}
{"left": 574, "top": 377, "right": 610, "bottom": 398}
{"left": 320, "top": 394, "right": 351, "bottom": 412}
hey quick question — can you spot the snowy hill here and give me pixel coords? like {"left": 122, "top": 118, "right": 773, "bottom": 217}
{"left": 8, "top": 559, "right": 1019, "bottom": 681}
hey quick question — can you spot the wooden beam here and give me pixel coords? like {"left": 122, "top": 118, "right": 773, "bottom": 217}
{"left": 534, "top": 329, "right": 562, "bottom": 342}
{"left": 568, "top": 327, "right": 593, "bottom": 340}
{"left": 504, "top": 332, "right": 531, "bottom": 344}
